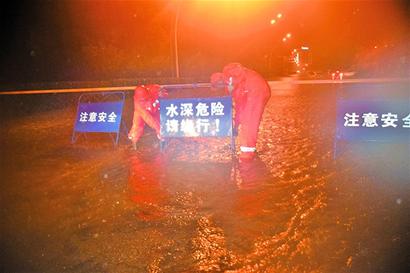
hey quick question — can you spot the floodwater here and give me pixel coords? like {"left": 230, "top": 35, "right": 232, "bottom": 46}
{"left": 1, "top": 83, "right": 409, "bottom": 273}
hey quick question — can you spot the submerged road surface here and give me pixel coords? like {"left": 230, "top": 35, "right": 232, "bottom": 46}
{"left": 1, "top": 83, "right": 409, "bottom": 273}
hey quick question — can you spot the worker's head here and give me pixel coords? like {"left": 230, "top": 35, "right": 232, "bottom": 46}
{"left": 222, "top": 63, "right": 246, "bottom": 84}
{"left": 145, "top": 84, "right": 161, "bottom": 98}
{"left": 146, "top": 84, "right": 168, "bottom": 98}
{"left": 134, "top": 86, "right": 149, "bottom": 101}
{"left": 210, "top": 72, "right": 224, "bottom": 87}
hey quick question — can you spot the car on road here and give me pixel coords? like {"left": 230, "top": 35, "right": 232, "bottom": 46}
{"left": 330, "top": 69, "right": 356, "bottom": 80}
{"left": 331, "top": 70, "right": 344, "bottom": 80}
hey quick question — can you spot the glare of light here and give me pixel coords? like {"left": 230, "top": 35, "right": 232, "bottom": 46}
{"left": 277, "top": 13, "right": 282, "bottom": 19}
{"left": 184, "top": 0, "right": 277, "bottom": 39}
{"left": 294, "top": 53, "right": 300, "bottom": 64}
{"left": 301, "top": 46, "right": 309, "bottom": 50}
{"left": 374, "top": 45, "right": 378, "bottom": 49}
{"left": 282, "top": 37, "right": 287, "bottom": 42}
{"left": 270, "top": 19, "right": 276, "bottom": 25}
{"left": 286, "top": 33, "right": 291, "bottom": 38}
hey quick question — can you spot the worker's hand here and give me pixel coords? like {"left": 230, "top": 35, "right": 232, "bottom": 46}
{"left": 128, "top": 133, "right": 137, "bottom": 150}
{"left": 156, "top": 134, "right": 164, "bottom": 142}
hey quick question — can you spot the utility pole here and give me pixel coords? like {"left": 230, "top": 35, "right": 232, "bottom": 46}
{"left": 174, "top": 2, "right": 181, "bottom": 78}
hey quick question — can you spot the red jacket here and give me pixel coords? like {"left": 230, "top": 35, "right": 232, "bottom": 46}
{"left": 129, "top": 85, "right": 168, "bottom": 143}
{"left": 134, "top": 84, "right": 163, "bottom": 114}
{"left": 221, "top": 63, "right": 270, "bottom": 106}
{"left": 212, "top": 63, "right": 271, "bottom": 128}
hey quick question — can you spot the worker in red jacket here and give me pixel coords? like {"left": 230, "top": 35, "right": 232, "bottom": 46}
{"left": 128, "top": 84, "right": 166, "bottom": 149}
{"left": 211, "top": 63, "right": 271, "bottom": 161}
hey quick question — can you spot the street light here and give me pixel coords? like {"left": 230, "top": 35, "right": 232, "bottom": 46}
{"left": 270, "top": 12, "right": 282, "bottom": 25}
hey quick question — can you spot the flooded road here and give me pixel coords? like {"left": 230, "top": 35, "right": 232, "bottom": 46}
{"left": 1, "top": 83, "right": 409, "bottom": 273}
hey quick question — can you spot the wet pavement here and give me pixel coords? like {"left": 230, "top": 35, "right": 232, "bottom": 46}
{"left": 1, "top": 83, "right": 409, "bottom": 273}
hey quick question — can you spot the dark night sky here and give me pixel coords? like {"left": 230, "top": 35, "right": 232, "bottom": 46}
{"left": 0, "top": 0, "right": 409, "bottom": 87}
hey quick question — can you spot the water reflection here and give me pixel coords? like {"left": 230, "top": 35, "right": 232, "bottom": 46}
{"left": 231, "top": 156, "right": 273, "bottom": 220}
{"left": 128, "top": 152, "right": 168, "bottom": 221}
{"left": 2, "top": 84, "right": 409, "bottom": 272}
{"left": 235, "top": 155, "right": 272, "bottom": 189}
{"left": 187, "top": 152, "right": 331, "bottom": 272}
{"left": 192, "top": 216, "right": 239, "bottom": 272}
